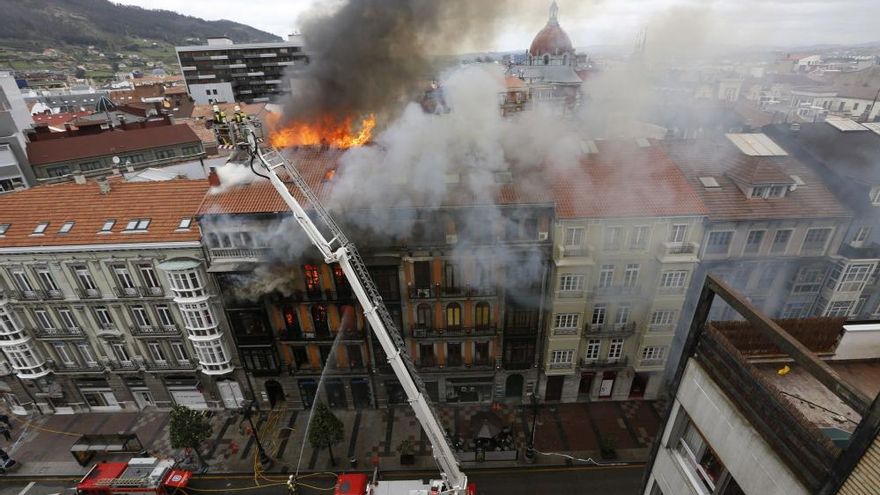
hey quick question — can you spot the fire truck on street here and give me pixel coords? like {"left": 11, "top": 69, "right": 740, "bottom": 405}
{"left": 76, "top": 457, "right": 191, "bottom": 495}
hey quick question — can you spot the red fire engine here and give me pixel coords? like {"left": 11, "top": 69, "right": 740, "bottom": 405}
{"left": 76, "top": 458, "right": 191, "bottom": 495}
{"left": 333, "top": 473, "right": 477, "bottom": 495}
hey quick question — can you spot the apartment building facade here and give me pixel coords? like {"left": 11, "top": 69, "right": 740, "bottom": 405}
{"left": 0, "top": 71, "right": 35, "bottom": 190}
{"left": 197, "top": 149, "right": 555, "bottom": 410}
{"left": 644, "top": 275, "right": 880, "bottom": 495}
{"left": 176, "top": 36, "right": 307, "bottom": 105}
{"left": 668, "top": 134, "right": 857, "bottom": 334}
{"left": 541, "top": 144, "right": 708, "bottom": 402}
{"left": 0, "top": 178, "right": 245, "bottom": 415}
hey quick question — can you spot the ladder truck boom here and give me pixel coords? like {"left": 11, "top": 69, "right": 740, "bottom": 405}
{"left": 239, "top": 127, "right": 468, "bottom": 494}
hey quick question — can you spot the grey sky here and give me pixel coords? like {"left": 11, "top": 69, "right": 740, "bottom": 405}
{"left": 114, "top": 0, "right": 880, "bottom": 51}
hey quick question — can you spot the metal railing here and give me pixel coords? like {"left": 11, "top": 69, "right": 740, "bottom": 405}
{"left": 76, "top": 288, "right": 102, "bottom": 299}
{"left": 145, "top": 360, "right": 196, "bottom": 371}
{"left": 113, "top": 286, "right": 140, "bottom": 298}
{"left": 586, "top": 321, "right": 637, "bottom": 337}
{"left": 579, "top": 356, "right": 629, "bottom": 369}
{"left": 410, "top": 325, "right": 498, "bottom": 338}
{"left": 32, "top": 327, "right": 85, "bottom": 339}
{"left": 129, "top": 325, "right": 180, "bottom": 337}
{"left": 139, "top": 286, "right": 165, "bottom": 298}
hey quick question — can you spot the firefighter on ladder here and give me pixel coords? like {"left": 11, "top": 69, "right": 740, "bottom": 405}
{"left": 213, "top": 105, "right": 233, "bottom": 146}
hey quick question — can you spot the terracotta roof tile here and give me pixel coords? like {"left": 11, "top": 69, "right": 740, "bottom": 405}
{"left": 0, "top": 178, "right": 209, "bottom": 248}
{"left": 725, "top": 156, "right": 794, "bottom": 184}
{"left": 550, "top": 144, "right": 708, "bottom": 219}
{"left": 26, "top": 124, "right": 201, "bottom": 166}
{"left": 666, "top": 140, "right": 850, "bottom": 221}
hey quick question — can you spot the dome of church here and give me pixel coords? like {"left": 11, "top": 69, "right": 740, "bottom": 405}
{"left": 529, "top": 2, "right": 574, "bottom": 56}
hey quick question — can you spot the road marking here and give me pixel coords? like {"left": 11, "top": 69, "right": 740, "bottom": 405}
{"left": 16, "top": 481, "right": 35, "bottom": 495}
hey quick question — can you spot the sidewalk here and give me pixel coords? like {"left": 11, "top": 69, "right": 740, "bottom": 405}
{"left": 1, "top": 400, "right": 662, "bottom": 477}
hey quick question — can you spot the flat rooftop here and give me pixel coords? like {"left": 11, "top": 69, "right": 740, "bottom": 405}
{"left": 753, "top": 360, "right": 880, "bottom": 433}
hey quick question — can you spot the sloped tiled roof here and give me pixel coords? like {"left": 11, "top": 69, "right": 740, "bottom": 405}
{"left": 666, "top": 140, "right": 850, "bottom": 221}
{"left": 199, "top": 143, "right": 705, "bottom": 221}
{"left": 725, "top": 156, "right": 794, "bottom": 185}
{"left": 26, "top": 124, "right": 201, "bottom": 166}
{"left": 0, "top": 178, "right": 208, "bottom": 248}
{"left": 550, "top": 143, "right": 708, "bottom": 219}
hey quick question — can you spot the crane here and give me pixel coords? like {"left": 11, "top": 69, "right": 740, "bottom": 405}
{"left": 238, "top": 126, "right": 471, "bottom": 495}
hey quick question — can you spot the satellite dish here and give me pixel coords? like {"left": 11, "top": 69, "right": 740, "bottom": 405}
{"left": 112, "top": 156, "right": 121, "bottom": 165}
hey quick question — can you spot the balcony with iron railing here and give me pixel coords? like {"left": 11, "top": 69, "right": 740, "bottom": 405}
{"left": 129, "top": 325, "right": 181, "bottom": 338}
{"left": 113, "top": 286, "right": 140, "bottom": 298}
{"left": 278, "top": 327, "right": 361, "bottom": 342}
{"left": 656, "top": 284, "right": 688, "bottom": 296}
{"left": 44, "top": 289, "right": 64, "bottom": 300}
{"left": 579, "top": 356, "right": 629, "bottom": 369}
{"left": 145, "top": 359, "right": 197, "bottom": 371}
{"left": 53, "top": 361, "right": 104, "bottom": 373}
{"left": 551, "top": 326, "right": 580, "bottom": 337}
{"left": 107, "top": 359, "right": 139, "bottom": 371}
{"left": 75, "top": 288, "right": 102, "bottom": 299}
{"left": 9, "top": 289, "right": 42, "bottom": 301}
{"left": 408, "top": 285, "right": 498, "bottom": 300}
{"left": 139, "top": 286, "right": 165, "bottom": 298}
{"left": 592, "top": 285, "right": 642, "bottom": 297}
{"left": 555, "top": 289, "right": 586, "bottom": 299}
{"left": 637, "top": 358, "right": 667, "bottom": 369}
{"left": 585, "top": 321, "right": 637, "bottom": 338}
{"left": 208, "top": 246, "right": 271, "bottom": 263}
{"left": 410, "top": 324, "right": 498, "bottom": 338}
{"left": 32, "top": 327, "right": 85, "bottom": 339}
{"left": 553, "top": 244, "right": 595, "bottom": 266}
{"left": 656, "top": 241, "right": 701, "bottom": 263}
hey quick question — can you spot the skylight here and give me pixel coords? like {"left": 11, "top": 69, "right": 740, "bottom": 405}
{"left": 59, "top": 221, "right": 75, "bottom": 234}
{"left": 178, "top": 218, "right": 193, "bottom": 230}
{"left": 125, "top": 219, "right": 151, "bottom": 231}
{"left": 726, "top": 133, "right": 788, "bottom": 157}
{"left": 33, "top": 222, "right": 49, "bottom": 234}
{"left": 699, "top": 177, "right": 720, "bottom": 188}
{"left": 0, "top": 224, "right": 9, "bottom": 235}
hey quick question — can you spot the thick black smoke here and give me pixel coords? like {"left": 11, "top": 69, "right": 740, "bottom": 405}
{"left": 283, "top": 0, "right": 525, "bottom": 123}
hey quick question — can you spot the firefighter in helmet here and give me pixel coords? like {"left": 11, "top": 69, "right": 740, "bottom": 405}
{"left": 212, "top": 104, "right": 227, "bottom": 124}
{"left": 232, "top": 105, "right": 247, "bottom": 124}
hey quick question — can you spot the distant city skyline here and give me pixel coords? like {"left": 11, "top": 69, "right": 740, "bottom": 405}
{"left": 114, "top": 0, "right": 880, "bottom": 53}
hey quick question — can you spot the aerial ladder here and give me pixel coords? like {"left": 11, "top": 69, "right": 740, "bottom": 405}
{"left": 237, "top": 125, "right": 471, "bottom": 495}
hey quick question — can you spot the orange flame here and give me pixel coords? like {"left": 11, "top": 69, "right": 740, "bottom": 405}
{"left": 267, "top": 113, "right": 376, "bottom": 149}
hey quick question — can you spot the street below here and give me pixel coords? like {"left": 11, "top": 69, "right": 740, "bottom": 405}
{"left": 0, "top": 464, "right": 646, "bottom": 495}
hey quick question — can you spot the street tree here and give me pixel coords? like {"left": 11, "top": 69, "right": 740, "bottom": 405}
{"left": 307, "top": 402, "right": 344, "bottom": 466}
{"left": 169, "top": 405, "right": 212, "bottom": 467}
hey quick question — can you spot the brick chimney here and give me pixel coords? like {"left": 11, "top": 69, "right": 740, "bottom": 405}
{"left": 208, "top": 167, "right": 220, "bottom": 187}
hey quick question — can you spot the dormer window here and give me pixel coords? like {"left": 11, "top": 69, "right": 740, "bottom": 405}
{"left": 59, "top": 221, "right": 75, "bottom": 234}
{"left": 750, "top": 186, "right": 769, "bottom": 199}
{"left": 750, "top": 184, "right": 788, "bottom": 199}
{"left": 33, "top": 222, "right": 49, "bottom": 234}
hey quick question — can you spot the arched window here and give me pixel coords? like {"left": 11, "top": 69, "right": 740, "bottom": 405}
{"left": 544, "top": 55, "right": 550, "bottom": 65}
{"left": 475, "top": 302, "right": 490, "bottom": 330}
{"left": 445, "top": 303, "right": 461, "bottom": 330}
{"left": 417, "top": 303, "right": 432, "bottom": 329}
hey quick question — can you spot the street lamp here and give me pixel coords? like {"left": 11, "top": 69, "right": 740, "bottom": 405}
{"left": 524, "top": 393, "right": 540, "bottom": 462}
{"left": 241, "top": 400, "right": 273, "bottom": 469}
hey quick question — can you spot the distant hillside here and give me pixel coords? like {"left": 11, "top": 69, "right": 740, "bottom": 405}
{"left": 0, "top": 0, "right": 280, "bottom": 50}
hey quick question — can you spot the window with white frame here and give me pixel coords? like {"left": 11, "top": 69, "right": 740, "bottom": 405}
{"left": 168, "top": 270, "right": 205, "bottom": 298}
{"left": 792, "top": 267, "right": 825, "bottom": 293}
{"left": 112, "top": 343, "right": 130, "bottom": 363}
{"left": 854, "top": 226, "right": 871, "bottom": 244}
{"left": 641, "top": 346, "right": 666, "bottom": 361}
{"left": 623, "top": 264, "right": 640, "bottom": 287}
{"left": 53, "top": 343, "right": 74, "bottom": 365}
{"left": 171, "top": 342, "right": 188, "bottom": 363}
{"left": 124, "top": 219, "right": 151, "bottom": 231}
{"left": 598, "top": 265, "right": 614, "bottom": 288}
{"left": 95, "top": 307, "right": 114, "bottom": 329}
{"left": 156, "top": 305, "right": 174, "bottom": 327}
{"left": 802, "top": 228, "right": 831, "bottom": 254}
{"left": 138, "top": 264, "right": 161, "bottom": 289}
{"left": 608, "top": 338, "right": 624, "bottom": 360}
{"left": 564, "top": 227, "right": 584, "bottom": 246}
{"left": 591, "top": 304, "right": 606, "bottom": 325}
{"left": 584, "top": 340, "right": 600, "bottom": 361}
{"left": 615, "top": 305, "right": 630, "bottom": 326}
{"left": 10, "top": 269, "right": 34, "bottom": 292}
{"left": 838, "top": 263, "right": 874, "bottom": 292}
{"left": 743, "top": 230, "right": 765, "bottom": 254}
{"left": 74, "top": 266, "right": 98, "bottom": 292}
{"left": 669, "top": 224, "right": 688, "bottom": 243}
{"left": 113, "top": 265, "right": 136, "bottom": 291}
{"left": 630, "top": 226, "right": 650, "bottom": 249}
{"left": 192, "top": 339, "right": 229, "bottom": 366}
{"left": 147, "top": 342, "right": 166, "bottom": 362}
{"left": 706, "top": 231, "right": 733, "bottom": 255}
{"left": 34, "top": 309, "right": 55, "bottom": 330}
{"left": 58, "top": 309, "right": 78, "bottom": 330}
{"left": 771, "top": 229, "right": 792, "bottom": 254}
{"left": 675, "top": 413, "right": 729, "bottom": 493}
{"left": 870, "top": 187, "right": 880, "bottom": 206}
{"left": 550, "top": 349, "right": 573, "bottom": 365}
{"left": 554, "top": 313, "right": 579, "bottom": 330}
{"left": 179, "top": 301, "right": 216, "bottom": 333}
{"left": 36, "top": 269, "right": 59, "bottom": 292}
{"left": 558, "top": 274, "right": 584, "bottom": 292}
{"left": 603, "top": 226, "right": 623, "bottom": 250}
{"left": 782, "top": 302, "right": 809, "bottom": 319}
{"left": 660, "top": 270, "right": 688, "bottom": 288}
{"left": 650, "top": 310, "right": 676, "bottom": 328}
{"left": 77, "top": 343, "right": 97, "bottom": 365}
{"left": 825, "top": 300, "right": 854, "bottom": 317}
{"left": 132, "top": 306, "right": 151, "bottom": 328}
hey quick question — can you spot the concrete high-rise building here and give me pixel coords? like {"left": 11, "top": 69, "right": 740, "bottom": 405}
{"left": 176, "top": 36, "right": 307, "bottom": 105}
{"left": 0, "top": 70, "right": 35, "bottom": 190}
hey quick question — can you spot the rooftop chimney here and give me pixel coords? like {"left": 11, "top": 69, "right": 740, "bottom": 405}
{"left": 208, "top": 167, "right": 220, "bottom": 187}
{"left": 73, "top": 174, "right": 86, "bottom": 185}
{"left": 97, "top": 178, "right": 112, "bottom": 195}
